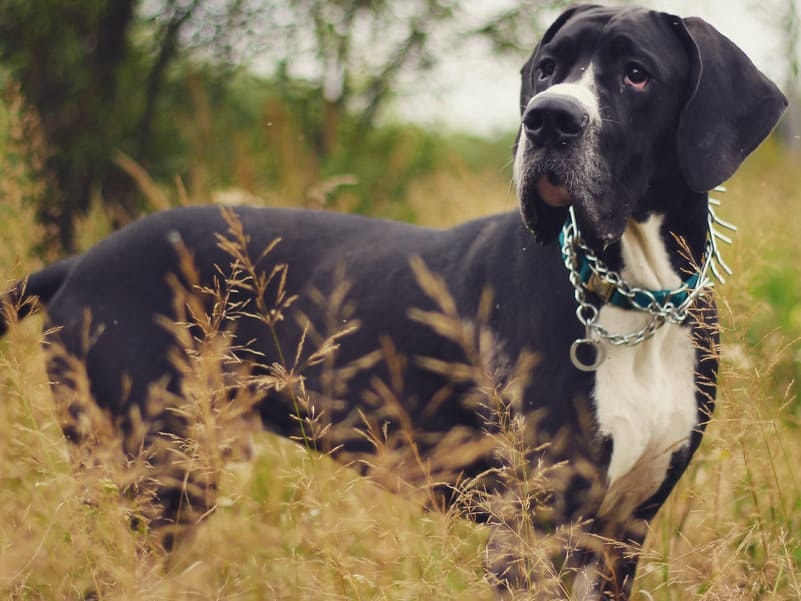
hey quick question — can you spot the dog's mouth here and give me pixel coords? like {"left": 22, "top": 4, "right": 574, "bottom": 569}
{"left": 537, "top": 171, "right": 572, "bottom": 208}
{"left": 518, "top": 159, "right": 626, "bottom": 245}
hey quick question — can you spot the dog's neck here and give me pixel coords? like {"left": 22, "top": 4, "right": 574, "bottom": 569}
{"left": 592, "top": 187, "right": 710, "bottom": 289}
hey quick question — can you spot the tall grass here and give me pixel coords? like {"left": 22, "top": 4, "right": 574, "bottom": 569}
{"left": 633, "top": 140, "right": 801, "bottom": 600}
{"left": 2, "top": 78, "right": 801, "bottom": 600}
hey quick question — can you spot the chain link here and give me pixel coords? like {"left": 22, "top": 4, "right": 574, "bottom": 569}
{"left": 560, "top": 190, "right": 734, "bottom": 353}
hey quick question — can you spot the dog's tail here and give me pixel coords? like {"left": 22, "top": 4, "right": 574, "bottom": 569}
{"left": 1, "top": 256, "right": 79, "bottom": 337}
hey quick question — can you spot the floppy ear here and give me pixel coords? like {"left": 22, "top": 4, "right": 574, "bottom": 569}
{"left": 516, "top": 4, "right": 600, "bottom": 245}
{"left": 673, "top": 16, "right": 788, "bottom": 192}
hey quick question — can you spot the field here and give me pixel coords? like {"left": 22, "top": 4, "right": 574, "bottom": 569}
{"left": 2, "top": 86, "right": 801, "bottom": 600}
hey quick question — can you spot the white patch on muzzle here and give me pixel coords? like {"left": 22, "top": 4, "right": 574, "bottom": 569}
{"left": 513, "top": 65, "right": 602, "bottom": 196}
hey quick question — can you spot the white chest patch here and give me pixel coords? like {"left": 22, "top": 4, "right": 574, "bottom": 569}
{"left": 592, "top": 215, "right": 699, "bottom": 514}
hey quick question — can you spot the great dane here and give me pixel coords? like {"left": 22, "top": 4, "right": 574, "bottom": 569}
{"left": 1, "top": 5, "right": 787, "bottom": 599}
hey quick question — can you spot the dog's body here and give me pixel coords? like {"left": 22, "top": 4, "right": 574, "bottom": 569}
{"left": 1, "top": 5, "right": 787, "bottom": 599}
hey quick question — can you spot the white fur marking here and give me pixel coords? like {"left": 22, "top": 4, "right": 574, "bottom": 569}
{"left": 513, "top": 135, "right": 528, "bottom": 198}
{"left": 526, "top": 64, "right": 601, "bottom": 125}
{"left": 593, "top": 215, "right": 698, "bottom": 514}
{"left": 513, "top": 65, "right": 601, "bottom": 200}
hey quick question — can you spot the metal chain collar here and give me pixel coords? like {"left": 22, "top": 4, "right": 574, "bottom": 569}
{"left": 560, "top": 188, "right": 736, "bottom": 371}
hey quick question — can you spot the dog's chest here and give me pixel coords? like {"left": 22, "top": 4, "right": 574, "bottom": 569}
{"left": 591, "top": 216, "right": 699, "bottom": 511}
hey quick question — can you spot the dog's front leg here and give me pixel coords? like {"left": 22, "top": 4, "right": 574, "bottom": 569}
{"left": 484, "top": 447, "right": 610, "bottom": 599}
{"left": 566, "top": 508, "right": 654, "bottom": 601}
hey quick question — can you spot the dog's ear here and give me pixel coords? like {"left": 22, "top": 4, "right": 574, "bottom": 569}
{"left": 516, "top": 4, "right": 600, "bottom": 245}
{"left": 671, "top": 16, "right": 788, "bottom": 192}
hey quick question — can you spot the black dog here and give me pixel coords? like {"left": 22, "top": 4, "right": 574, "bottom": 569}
{"left": 1, "top": 5, "right": 787, "bottom": 599}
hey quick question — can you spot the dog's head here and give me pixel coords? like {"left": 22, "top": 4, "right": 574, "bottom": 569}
{"left": 513, "top": 5, "right": 788, "bottom": 245}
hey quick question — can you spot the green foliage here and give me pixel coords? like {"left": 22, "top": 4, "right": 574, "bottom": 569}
{"left": 752, "top": 263, "right": 801, "bottom": 333}
{"left": 0, "top": 0, "right": 575, "bottom": 252}
{"left": 144, "top": 66, "right": 451, "bottom": 221}
{"left": 0, "top": 0, "right": 142, "bottom": 249}
{"left": 717, "top": 139, "right": 801, "bottom": 412}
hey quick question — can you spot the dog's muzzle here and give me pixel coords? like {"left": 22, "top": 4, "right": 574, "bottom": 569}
{"left": 521, "top": 94, "right": 590, "bottom": 209}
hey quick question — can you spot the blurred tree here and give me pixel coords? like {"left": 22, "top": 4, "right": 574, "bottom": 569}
{"left": 254, "top": 1, "right": 572, "bottom": 157}
{"left": 0, "top": 0, "right": 565, "bottom": 252}
{"left": 0, "top": 0, "right": 138, "bottom": 251}
{"left": 249, "top": 0, "right": 455, "bottom": 158}
{"left": 471, "top": 0, "right": 572, "bottom": 54}
{"left": 0, "top": 0, "right": 266, "bottom": 251}
{"left": 776, "top": 0, "right": 800, "bottom": 151}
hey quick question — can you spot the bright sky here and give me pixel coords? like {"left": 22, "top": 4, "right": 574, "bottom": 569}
{"left": 392, "top": 0, "right": 797, "bottom": 135}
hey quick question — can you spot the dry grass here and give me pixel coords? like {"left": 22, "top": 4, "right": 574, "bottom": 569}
{"left": 2, "top": 78, "right": 801, "bottom": 601}
{"left": 633, "top": 142, "right": 801, "bottom": 600}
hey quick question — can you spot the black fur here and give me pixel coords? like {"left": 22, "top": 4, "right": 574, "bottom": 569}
{"left": 1, "top": 5, "right": 787, "bottom": 599}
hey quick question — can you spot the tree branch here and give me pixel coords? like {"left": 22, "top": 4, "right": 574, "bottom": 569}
{"left": 137, "top": 0, "right": 202, "bottom": 157}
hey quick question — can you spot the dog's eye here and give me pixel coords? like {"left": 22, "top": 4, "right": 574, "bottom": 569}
{"left": 624, "top": 63, "right": 649, "bottom": 90}
{"left": 537, "top": 59, "right": 556, "bottom": 80}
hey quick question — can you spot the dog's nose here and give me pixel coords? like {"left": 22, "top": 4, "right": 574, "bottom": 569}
{"left": 522, "top": 95, "right": 589, "bottom": 148}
